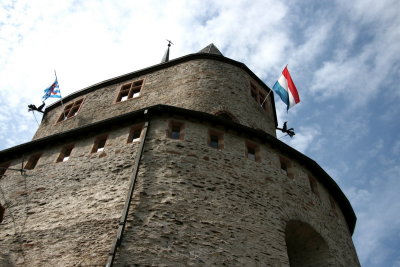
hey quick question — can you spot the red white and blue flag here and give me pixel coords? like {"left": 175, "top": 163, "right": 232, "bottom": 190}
{"left": 273, "top": 66, "right": 300, "bottom": 110}
{"left": 43, "top": 79, "right": 61, "bottom": 101}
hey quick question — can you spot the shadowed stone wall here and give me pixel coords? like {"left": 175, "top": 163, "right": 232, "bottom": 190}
{"left": 0, "top": 125, "right": 138, "bottom": 266}
{"left": 0, "top": 116, "right": 359, "bottom": 266}
{"left": 111, "top": 117, "right": 359, "bottom": 266}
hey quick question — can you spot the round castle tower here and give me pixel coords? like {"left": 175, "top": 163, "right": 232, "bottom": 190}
{"left": 0, "top": 44, "right": 359, "bottom": 266}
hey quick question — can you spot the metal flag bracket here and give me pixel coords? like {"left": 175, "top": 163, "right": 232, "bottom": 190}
{"left": 276, "top": 121, "right": 295, "bottom": 138}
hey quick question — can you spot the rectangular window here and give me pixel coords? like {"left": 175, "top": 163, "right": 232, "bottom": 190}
{"left": 57, "top": 98, "right": 84, "bottom": 122}
{"left": 251, "top": 84, "right": 258, "bottom": 101}
{"left": 92, "top": 135, "right": 108, "bottom": 153}
{"left": 208, "top": 130, "right": 224, "bottom": 149}
{"left": 279, "top": 156, "right": 293, "bottom": 178}
{"left": 308, "top": 175, "right": 320, "bottom": 197}
{"left": 281, "top": 161, "right": 288, "bottom": 175}
{"left": 250, "top": 83, "right": 270, "bottom": 113}
{"left": 167, "top": 121, "right": 184, "bottom": 140}
{"left": 127, "top": 124, "right": 143, "bottom": 143}
{"left": 116, "top": 79, "right": 144, "bottom": 102}
{"left": 0, "top": 162, "right": 10, "bottom": 178}
{"left": 329, "top": 196, "right": 338, "bottom": 216}
{"left": 25, "top": 154, "right": 41, "bottom": 170}
{"left": 329, "top": 196, "right": 336, "bottom": 211}
{"left": 56, "top": 145, "right": 74, "bottom": 162}
{"left": 245, "top": 141, "right": 260, "bottom": 162}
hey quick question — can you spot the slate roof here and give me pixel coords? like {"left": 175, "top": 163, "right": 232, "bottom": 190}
{"left": 198, "top": 43, "right": 224, "bottom": 56}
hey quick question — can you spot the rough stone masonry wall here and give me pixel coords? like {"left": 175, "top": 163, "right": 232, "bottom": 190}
{"left": 0, "top": 125, "right": 140, "bottom": 266}
{"left": 113, "top": 117, "right": 360, "bottom": 267}
{"left": 33, "top": 59, "right": 276, "bottom": 140}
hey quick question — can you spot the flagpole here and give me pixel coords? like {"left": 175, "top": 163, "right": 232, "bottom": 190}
{"left": 54, "top": 70, "right": 68, "bottom": 120}
{"left": 260, "top": 88, "right": 273, "bottom": 107}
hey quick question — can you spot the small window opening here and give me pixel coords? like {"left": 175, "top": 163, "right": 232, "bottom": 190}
{"left": 246, "top": 142, "right": 260, "bottom": 162}
{"left": 167, "top": 121, "right": 184, "bottom": 140}
{"left": 279, "top": 156, "right": 293, "bottom": 178}
{"left": 247, "top": 147, "right": 256, "bottom": 160}
{"left": 57, "top": 98, "right": 84, "bottom": 122}
{"left": 92, "top": 135, "right": 108, "bottom": 153}
{"left": 250, "top": 83, "right": 270, "bottom": 113}
{"left": 25, "top": 154, "right": 41, "bottom": 170}
{"left": 57, "top": 145, "right": 74, "bottom": 162}
{"left": 0, "top": 162, "right": 10, "bottom": 178}
{"left": 251, "top": 84, "right": 258, "bottom": 101}
{"left": 119, "top": 85, "right": 130, "bottom": 102}
{"left": 281, "top": 161, "right": 288, "bottom": 175}
{"left": 210, "top": 135, "right": 219, "bottom": 148}
{"left": 127, "top": 124, "right": 143, "bottom": 143}
{"left": 208, "top": 130, "right": 224, "bottom": 149}
{"left": 329, "top": 196, "right": 337, "bottom": 215}
{"left": 171, "top": 125, "right": 181, "bottom": 139}
{"left": 308, "top": 175, "right": 320, "bottom": 197}
{"left": 116, "top": 79, "right": 144, "bottom": 102}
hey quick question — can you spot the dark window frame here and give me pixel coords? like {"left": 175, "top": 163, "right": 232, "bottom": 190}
{"left": 25, "top": 154, "right": 42, "bottom": 170}
{"left": 167, "top": 121, "right": 185, "bottom": 140}
{"left": 308, "top": 175, "right": 320, "bottom": 197}
{"left": 208, "top": 129, "right": 224, "bottom": 149}
{"left": 91, "top": 135, "right": 108, "bottom": 153}
{"left": 57, "top": 98, "right": 85, "bottom": 123}
{"left": 279, "top": 156, "right": 294, "bottom": 178}
{"left": 56, "top": 144, "right": 74, "bottom": 162}
{"left": 116, "top": 79, "right": 144, "bottom": 103}
{"left": 250, "top": 82, "right": 270, "bottom": 113}
{"left": 245, "top": 141, "right": 261, "bottom": 162}
{"left": 127, "top": 124, "right": 144, "bottom": 143}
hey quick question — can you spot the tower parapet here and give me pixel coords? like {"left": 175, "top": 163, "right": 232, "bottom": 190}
{"left": 33, "top": 47, "right": 277, "bottom": 140}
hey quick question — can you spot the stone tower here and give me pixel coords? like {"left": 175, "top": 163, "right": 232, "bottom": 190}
{"left": 0, "top": 44, "right": 360, "bottom": 266}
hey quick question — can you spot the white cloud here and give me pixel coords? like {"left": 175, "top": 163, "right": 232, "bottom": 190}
{"left": 309, "top": 0, "right": 400, "bottom": 107}
{"left": 284, "top": 125, "right": 321, "bottom": 154}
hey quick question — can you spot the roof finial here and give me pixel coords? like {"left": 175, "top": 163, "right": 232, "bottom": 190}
{"left": 161, "top": 40, "right": 174, "bottom": 63}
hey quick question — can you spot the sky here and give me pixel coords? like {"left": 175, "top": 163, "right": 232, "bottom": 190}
{"left": 0, "top": 0, "right": 399, "bottom": 266}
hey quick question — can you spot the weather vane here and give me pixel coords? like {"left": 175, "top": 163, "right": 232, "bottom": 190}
{"left": 166, "top": 39, "right": 174, "bottom": 47}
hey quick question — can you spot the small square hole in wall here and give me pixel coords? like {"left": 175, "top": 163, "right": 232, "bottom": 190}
{"left": 127, "top": 124, "right": 143, "bottom": 143}
{"left": 246, "top": 141, "right": 260, "bottom": 162}
{"left": 92, "top": 135, "right": 108, "bottom": 153}
{"left": 208, "top": 130, "right": 224, "bottom": 149}
{"left": 57, "top": 145, "right": 74, "bottom": 162}
{"left": 167, "top": 121, "right": 184, "bottom": 140}
{"left": 0, "top": 162, "right": 10, "bottom": 178}
{"left": 25, "top": 154, "right": 41, "bottom": 170}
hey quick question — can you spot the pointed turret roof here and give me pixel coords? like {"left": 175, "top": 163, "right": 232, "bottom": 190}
{"left": 198, "top": 43, "right": 223, "bottom": 56}
{"left": 161, "top": 46, "right": 170, "bottom": 63}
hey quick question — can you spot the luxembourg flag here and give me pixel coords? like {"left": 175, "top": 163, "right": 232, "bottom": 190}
{"left": 272, "top": 66, "right": 300, "bottom": 110}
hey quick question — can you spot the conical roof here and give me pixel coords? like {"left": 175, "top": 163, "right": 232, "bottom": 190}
{"left": 161, "top": 46, "right": 170, "bottom": 63}
{"left": 198, "top": 43, "right": 223, "bottom": 56}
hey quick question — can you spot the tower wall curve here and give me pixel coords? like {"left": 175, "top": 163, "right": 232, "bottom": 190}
{"left": 33, "top": 57, "right": 276, "bottom": 140}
